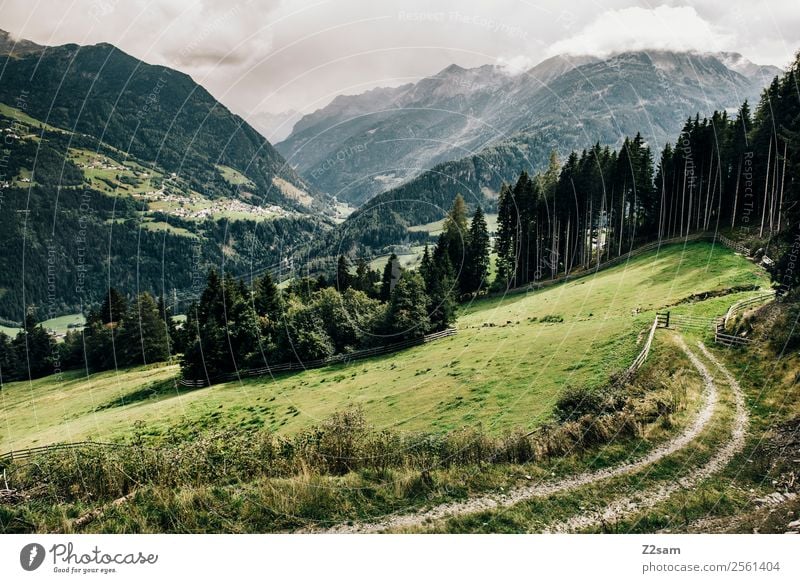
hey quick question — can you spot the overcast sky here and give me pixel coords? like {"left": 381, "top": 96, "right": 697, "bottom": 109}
{"left": 2, "top": 0, "right": 799, "bottom": 120}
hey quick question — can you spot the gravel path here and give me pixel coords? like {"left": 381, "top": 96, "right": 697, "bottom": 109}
{"left": 313, "top": 336, "right": 738, "bottom": 534}
{"left": 544, "top": 340, "right": 748, "bottom": 532}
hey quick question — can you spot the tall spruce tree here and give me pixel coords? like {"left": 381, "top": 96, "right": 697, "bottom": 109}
{"left": 253, "top": 272, "right": 282, "bottom": 321}
{"left": 336, "top": 255, "right": 352, "bottom": 291}
{"left": 380, "top": 253, "right": 400, "bottom": 301}
{"left": 0, "top": 332, "right": 17, "bottom": 386}
{"left": 12, "top": 310, "right": 56, "bottom": 380}
{"left": 442, "top": 194, "right": 469, "bottom": 284}
{"left": 100, "top": 287, "right": 128, "bottom": 324}
{"left": 494, "top": 183, "right": 517, "bottom": 289}
{"left": 464, "top": 206, "right": 490, "bottom": 293}
{"left": 385, "top": 271, "right": 431, "bottom": 340}
{"left": 426, "top": 233, "right": 458, "bottom": 330}
{"left": 118, "top": 292, "right": 170, "bottom": 366}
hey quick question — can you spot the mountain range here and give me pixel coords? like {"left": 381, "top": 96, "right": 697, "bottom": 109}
{"left": 277, "top": 50, "right": 780, "bottom": 206}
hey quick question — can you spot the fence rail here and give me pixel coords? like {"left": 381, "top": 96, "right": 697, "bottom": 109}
{"left": 714, "top": 291, "right": 776, "bottom": 347}
{"left": 717, "top": 234, "right": 751, "bottom": 256}
{"left": 668, "top": 314, "right": 716, "bottom": 331}
{"left": 0, "top": 441, "right": 129, "bottom": 464}
{"left": 178, "top": 327, "right": 457, "bottom": 388}
{"left": 723, "top": 291, "right": 776, "bottom": 328}
{"left": 626, "top": 317, "right": 659, "bottom": 377}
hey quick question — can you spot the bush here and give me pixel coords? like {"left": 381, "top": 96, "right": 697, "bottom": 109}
{"left": 769, "top": 301, "right": 800, "bottom": 352}
{"left": 553, "top": 385, "right": 625, "bottom": 422}
{"left": 539, "top": 314, "right": 564, "bottom": 323}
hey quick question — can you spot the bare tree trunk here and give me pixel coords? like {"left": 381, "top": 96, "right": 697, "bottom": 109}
{"left": 778, "top": 140, "right": 787, "bottom": 232}
{"left": 703, "top": 151, "right": 713, "bottom": 230}
{"left": 669, "top": 168, "right": 677, "bottom": 238}
{"left": 715, "top": 163, "right": 722, "bottom": 232}
{"left": 760, "top": 138, "right": 772, "bottom": 238}
{"left": 588, "top": 197, "right": 593, "bottom": 268}
{"left": 731, "top": 158, "right": 742, "bottom": 229}
{"left": 618, "top": 181, "right": 625, "bottom": 256}
{"left": 658, "top": 179, "right": 665, "bottom": 241}
{"left": 770, "top": 138, "right": 780, "bottom": 234}
{"left": 680, "top": 161, "right": 687, "bottom": 237}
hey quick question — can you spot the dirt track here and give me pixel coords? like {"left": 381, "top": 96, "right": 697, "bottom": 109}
{"left": 312, "top": 336, "right": 744, "bottom": 534}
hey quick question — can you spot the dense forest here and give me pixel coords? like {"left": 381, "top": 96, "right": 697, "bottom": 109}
{"left": 492, "top": 54, "right": 799, "bottom": 290}
{"left": 0, "top": 195, "right": 489, "bottom": 384}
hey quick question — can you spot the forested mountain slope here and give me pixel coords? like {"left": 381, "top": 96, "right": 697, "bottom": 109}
{"left": 0, "top": 31, "right": 330, "bottom": 320}
{"left": 0, "top": 29, "right": 322, "bottom": 210}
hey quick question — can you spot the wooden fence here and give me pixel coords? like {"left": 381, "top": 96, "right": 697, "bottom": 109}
{"left": 668, "top": 314, "right": 716, "bottom": 332}
{"left": 626, "top": 316, "right": 659, "bottom": 377}
{"left": 178, "top": 327, "right": 458, "bottom": 388}
{"left": 722, "top": 291, "right": 776, "bottom": 328}
{"left": 717, "top": 234, "right": 751, "bottom": 256}
{"left": 714, "top": 291, "right": 776, "bottom": 347}
{"left": 0, "top": 441, "right": 130, "bottom": 465}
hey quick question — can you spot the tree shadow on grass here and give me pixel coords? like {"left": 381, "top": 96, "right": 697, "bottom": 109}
{"left": 94, "top": 377, "right": 192, "bottom": 411}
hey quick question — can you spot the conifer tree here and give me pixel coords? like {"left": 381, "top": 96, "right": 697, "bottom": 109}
{"left": 100, "top": 287, "right": 128, "bottom": 324}
{"left": 11, "top": 310, "right": 56, "bottom": 379}
{"left": 0, "top": 332, "right": 17, "bottom": 386}
{"left": 118, "top": 292, "right": 170, "bottom": 366}
{"left": 442, "top": 194, "right": 469, "bottom": 282}
{"left": 464, "top": 206, "right": 490, "bottom": 293}
{"left": 253, "top": 272, "right": 282, "bottom": 321}
{"left": 426, "top": 234, "right": 458, "bottom": 330}
{"left": 380, "top": 253, "right": 400, "bottom": 302}
{"left": 385, "top": 271, "right": 431, "bottom": 340}
{"left": 336, "top": 255, "right": 352, "bottom": 291}
{"left": 494, "top": 183, "right": 517, "bottom": 288}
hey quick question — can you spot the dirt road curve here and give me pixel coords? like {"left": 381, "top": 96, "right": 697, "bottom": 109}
{"left": 309, "top": 336, "right": 744, "bottom": 534}
{"left": 544, "top": 340, "right": 747, "bottom": 532}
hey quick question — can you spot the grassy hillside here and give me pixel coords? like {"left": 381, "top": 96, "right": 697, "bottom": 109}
{"left": 0, "top": 241, "right": 769, "bottom": 452}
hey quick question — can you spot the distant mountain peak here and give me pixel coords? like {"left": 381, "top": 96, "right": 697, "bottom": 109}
{"left": 0, "top": 28, "right": 45, "bottom": 56}
{"left": 712, "top": 51, "right": 783, "bottom": 79}
{"left": 278, "top": 48, "right": 776, "bottom": 206}
{"left": 438, "top": 63, "right": 467, "bottom": 75}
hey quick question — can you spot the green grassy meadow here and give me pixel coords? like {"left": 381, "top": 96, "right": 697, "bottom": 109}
{"left": 0, "top": 242, "right": 769, "bottom": 453}
{"left": 0, "top": 313, "right": 86, "bottom": 337}
{"left": 408, "top": 213, "right": 499, "bottom": 236}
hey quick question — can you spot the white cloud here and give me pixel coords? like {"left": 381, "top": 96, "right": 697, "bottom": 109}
{"left": 549, "top": 5, "right": 733, "bottom": 57}
{"left": 1, "top": 0, "right": 797, "bottom": 117}
{"left": 496, "top": 55, "right": 534, "bottom": 75}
